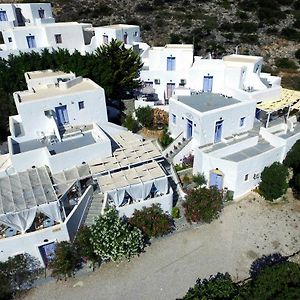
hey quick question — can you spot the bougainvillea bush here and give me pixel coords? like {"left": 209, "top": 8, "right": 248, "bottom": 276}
{"left": 128, "top": 204, "right": 174, "bottom": 239}
{"left": 182, "top": 187, "right": 223, "bottom": 223}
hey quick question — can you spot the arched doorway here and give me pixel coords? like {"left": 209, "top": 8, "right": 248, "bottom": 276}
{"left": 209, "top": 169, "right": 223, "bottom": 190}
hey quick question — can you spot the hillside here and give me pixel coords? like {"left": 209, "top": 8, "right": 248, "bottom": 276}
{"left": 15, "top": 0, "right": 300, "bottom": 89}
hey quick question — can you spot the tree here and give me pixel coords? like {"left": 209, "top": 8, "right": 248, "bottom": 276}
{"left": 135, "top": 106, "right": 154, "bottom": 128}
{"left": 0, "top": 253, "right": 41, "bottom": 298}
{"left": 93, "top": 39, "right": 143, "bottom": 99}
{"left": 90, "top": 209, "right": 144, "bottom": 262}
{"left": 243, "top": 261, "right": 300, "bottom": 299}
{"left": 74, "top": 226, "right": 99, "bottom": 267}
{"left": 49, "top": 241, "right": 79, "bottom": 280}
{"left": 122, "top": 114, "right": 139, "bottom": 133}
{"left": 183, "top": 187, "right": 223, "bottom": 223}
{"left": 259, "top": 162, "right": 288, "bottom": 201}
{"left": 159, "top": 127, "right": 173, "bottom": 148}
{"left": 284, "top": 140, "right": 300, "bottom": 172}
{"left": 128, "top": 204, "right": 174, "bottom": 239}
{"left": 181, "top": 272, "right": 238, "bottom": 300}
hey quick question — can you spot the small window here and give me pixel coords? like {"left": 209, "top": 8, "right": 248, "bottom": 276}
{"left": 55, "top": 34, "right": 62, "bottom": 44}
{"left": 172, "top": 114, "right": 176, "bottom": 124}
{"left": 38, "top": 8, "right": 45, "bottom": 19}
{"left": 0, "top": 11, "right": 8, "bottom": 22}
{"left": 103, "top": 35, "right": 108, "bottom": 44}
{"left": 134, "top": 31, "right": 138, "bottom": 37}
{"left": 244, "top": 174, "right": 249, "bottom": 181}
{"left": 240, "top": 117, "right": 245, "bottom": 127}
{"left": 154, "top": 79, "right": 160, "bottom": 85}
{"left": 8, "top": 37, "right": 12, "bottom": 42}
{"left": 78, "top": 101, "right": 85, "bottom": 110}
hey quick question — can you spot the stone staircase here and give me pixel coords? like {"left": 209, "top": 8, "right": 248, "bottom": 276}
{"left": 165, "top": 137, "right": 192, "bottom": 163}
{"left": 84, "top": 192, "right": 104, "bottom": 227}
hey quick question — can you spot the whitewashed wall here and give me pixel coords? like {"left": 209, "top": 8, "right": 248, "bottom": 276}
{"left": 168, "top": 97, "right": 256, "bottom": 145}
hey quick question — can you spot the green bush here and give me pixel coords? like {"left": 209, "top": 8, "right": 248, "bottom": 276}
{"left": 171, "top": 207, "right": 180, "bottom": 219}
{"left": 129, "top": 204, "right": 174, "bottom": 239}
{"left": 123, "top": 115, "right": 139, "bottom": 133}
{"left": 181, "top": 272, "right": 238, "bottom": 300}
{"left": 183, "top": 187, "right": 223, "bottom": 223}
{"left": 192, "top": 173, "right": 207, "bottom": 187}
{"left": 0, "top": 253, "right": 41, "bottom": 298}
{"left": 180, "top": 260, "right": 300, "bottom": 299}
{"left": 50, "top": 241, "right": 79, "bottom": 280}
{"left": 295, "top": 48, "right": 300, "bottom": 59}
{"left": 74, "top": 226, "right": 99, "bottom": 265}
{"left": 275, "top": 57, "right": 298, "bottom": 70}
{"left": 159, "top": 127, "right": 173, "bottom": 148}
{"left": 135, "top": 106, "right": 154, "bottom": 128}
{"left": 284, "top": 140, "right": 300, "bottom": 172}
{"left": 259, "top": 162, "right": 289, "bottom": 201}
{"left": 90, "top": 209, "right": 144, "bottom": 262}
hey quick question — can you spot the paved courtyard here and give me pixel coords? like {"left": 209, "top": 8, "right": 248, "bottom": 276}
{"left": 24, "top": 193, "right": 300, "bottom": 300}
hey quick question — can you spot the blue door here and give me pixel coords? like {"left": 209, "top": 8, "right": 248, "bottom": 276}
{"left": 0, "top": 11, "right": 8, "bottom": 21}
{"left": 39, "top": 242, "right": 56, "bottom": 266}
{"left": 255, "top": 108, "right": 261, "bottom": 119}
{"left": 55, "top": 105, "right": 69, "bottom": 126}
{"left": 203, "top": 75, "right": 213, "bottom": 92}
{"left": 167, "top": 57, "right": 176, "bottom": 71}
{"left": 187, "top": 119, "right": 193, "bottom": 138}
{"left": 210, "top": 172, "right": 223, "bottom": 190}
{"left": 26, "top": 36, "right": 36, "bottom": 48}
{"left": 214, "top": 120, "right": 223, "bottom": 143}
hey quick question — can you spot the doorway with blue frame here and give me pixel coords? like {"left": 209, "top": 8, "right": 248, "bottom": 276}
{"left": 214, "top": 120, "right": 223, "bottom": 143}
{"left": 209, "top": 169, "right": 223, "bottom": 190}
{"left": 186, "top": 118, "right": 193, "bottom": 139}
{"left": 55, "top": 105, "right": 69, "bottom": 127}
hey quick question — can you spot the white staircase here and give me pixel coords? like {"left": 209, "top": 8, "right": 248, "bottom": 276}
{"left": 84, "top": 193, "right": 104, "bottom": 227}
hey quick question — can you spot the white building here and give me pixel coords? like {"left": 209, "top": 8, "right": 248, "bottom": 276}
{"left": 0, "top": 70, "right": 173, "bottom": 264}
{"left": 8, "top": 70, "right": 112, "bottom": 174}
{"left": 0, "top": 3, "right": 140, "bottom": 59}
{"left": 0, "top": 3, "right": 54, "bottom": 30}
{"left": 167, "top": 87, "right": 300, "bottom": 199}
{"left": 139, "top": 48, "right": 281, "bottom": 105}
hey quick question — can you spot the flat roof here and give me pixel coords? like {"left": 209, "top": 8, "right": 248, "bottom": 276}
{"left": 223, "top": 54, "right": 262, "bottom": 64}
{"left": 17, "top": 78, "right": 98, "bottom": 103}
{"left": 177, "top": 93, "right": 241, "bottom": 113}
{"left": 26, "top": 70, "right": 72, "bottom": 80}
{"left": 101, "top": 24, "right": 139, "bottom": 29}
{"left": 222, "top": 139, "right": 274, "bottom": 162}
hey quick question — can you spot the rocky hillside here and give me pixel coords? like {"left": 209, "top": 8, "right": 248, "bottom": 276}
{"left": 18, "top": 0, "right": 300, "bottom": 89}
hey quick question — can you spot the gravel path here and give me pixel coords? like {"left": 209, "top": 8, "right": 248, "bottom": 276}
{"left": 24, "top": 194, "right": 300, "bottom": 300}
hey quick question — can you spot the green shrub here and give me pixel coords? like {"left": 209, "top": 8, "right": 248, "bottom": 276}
{"left": 159, "top": 127, "right": 173, "bottom": 148}
{"left": 171, "top": 207, "right": 180, "bottom": 219}
{"left": 129, "top": 204, "right": 174, "bottom": 239}
{"left": 192, "top": 173, "right": 207, "bottom": 187}
{"left": 123, "top": 115, "right": 139, "bottom": 133}
{"left": 183, "top": 187, "right": 223, "bottom": 223}
{"left": 50, "top": 241, "right": 79, "bottom": 280}
{"left": 275, "top": 57, "right": 298, "bottom": 70}
{"left": 135, "top": 106, "right": 154, "bottom": 128}
{"left": 181, "top": 272, "right": 238, "bottom": 300}
{"left": 90, "top": 209, "right": 144, "bottom": 262}
{"left": 295, "top": 48, "right": 300, "bottom": 59}
{"left": 259, "top": 162, "right": 289, "bottom": 201}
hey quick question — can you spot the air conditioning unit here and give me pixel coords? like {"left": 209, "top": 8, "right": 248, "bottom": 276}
{"left": 154, "top": 79, "right": 160, "bottom": 85}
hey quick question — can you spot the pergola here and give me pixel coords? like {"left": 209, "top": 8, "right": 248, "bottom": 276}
{"left": 98, "top": 161, "right": 169, "bottom": 209}
{"left": 0, "top": 166, "right": 62, "bottom": 234}
{"left": 257, "top": 88, "right": 300, "bottom": 128}
{"left": 89, "top": 132, "right": 161, "bottom": 174}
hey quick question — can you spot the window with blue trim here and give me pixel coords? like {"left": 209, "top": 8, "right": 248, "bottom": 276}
{"left": 240, "top": 117, "right": 245, "bottom": 127}
{"left": 167, "top": 57, "right": 175, "bottom": 71}
{"left": 172, "top": 114, "right": 176, "bottom": 124}
{"left": 78, "top": 101, "right": 85, "bottom": 110}
{"left": 0, "top": 11, "right": 8, "bottom": 22}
